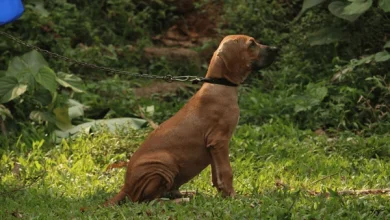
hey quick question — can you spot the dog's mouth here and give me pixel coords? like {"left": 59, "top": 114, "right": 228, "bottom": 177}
{"left": 252, "top": 46, "right": 278, "bottom": 70}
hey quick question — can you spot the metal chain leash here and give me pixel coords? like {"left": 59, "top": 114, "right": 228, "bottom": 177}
{"left": 0, "top": 30, "right": 204, "bottom": 83}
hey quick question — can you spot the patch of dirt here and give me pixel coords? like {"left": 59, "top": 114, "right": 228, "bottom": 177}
{"left": 133, "top": 81, "right": 196, "bottom": 98}
{"left": 139, "top": 1, "right": 224, "bottom": 95}
{"left": 144, "top": 47, "right": 201, "bottom": 69}
{"left": 170, "top": 0, "right": 195, "bottom": 13}
{"left": 154, "top": 0, "right": 224, "bottom": 48}
{"left": 144, "top": 1, "right": 224, "bottom": 67}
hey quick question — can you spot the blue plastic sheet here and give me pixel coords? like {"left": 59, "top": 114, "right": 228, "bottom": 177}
{"left": 0, "top": 0, "right": 24, "bottom": 25}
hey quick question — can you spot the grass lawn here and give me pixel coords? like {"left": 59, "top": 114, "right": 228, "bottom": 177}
{"left": 1, "top": 121, "right": 390, "bottom": 219}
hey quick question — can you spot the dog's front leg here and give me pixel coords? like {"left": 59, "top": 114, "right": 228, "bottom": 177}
{"left": 209, "top": 140, "right": 235, "bottom": 197}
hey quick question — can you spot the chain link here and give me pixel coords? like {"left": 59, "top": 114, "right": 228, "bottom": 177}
{"left": 0, "top": 30, "right": 204, "bottom": 83}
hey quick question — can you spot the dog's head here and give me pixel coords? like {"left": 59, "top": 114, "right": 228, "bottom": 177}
{"left": 214, "top": 35, "right": 278, "bottom": 84}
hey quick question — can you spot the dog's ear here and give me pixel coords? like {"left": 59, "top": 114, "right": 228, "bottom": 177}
{"left": 217, "top": 39, "right": 241, "bottom": 74}
{"left": 217, "top": 39, "right": 248, "bottom": 83}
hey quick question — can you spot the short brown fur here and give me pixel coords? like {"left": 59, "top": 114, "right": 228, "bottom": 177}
{"left": 105, "top": 35, "right": 277, "bottom": 205}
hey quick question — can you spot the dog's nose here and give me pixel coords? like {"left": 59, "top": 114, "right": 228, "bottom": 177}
{"left": 268, "top": 46, "right": 279, "bottom": 53}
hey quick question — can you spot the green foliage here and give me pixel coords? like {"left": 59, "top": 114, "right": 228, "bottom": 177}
{"left": 300, "top": 0, "right": 387, "bottom": 22}
{"left": 0, "top": 76, "right": 27, "bottom": 103}
{"left": 380, "top": 0, "right": 390, "bottom": 12}
{"left": 328, "top": 0, "right": 369, "bottom": 22}
{"left": 296, "top": 0, "right": 327, "bottom": 19}
{"left": 223, "top": 0, "right": 390, "bottom": 132}
{"left": 343, "top": 0, "right": 373, "bottom": 16}
{"left": 0, "top": 0, "right": 177, "bottom": 75}
{"left": 0, "top": 50, "right": 85, "bottom": 145}
{"left": 307, "top": 27, "right": 347, "bottom": 46}
{"left": 0, "top": 51, "right": 150, "bottom": 147}
{"left": 222, "top": 0, "right": 291, "bottom": 45}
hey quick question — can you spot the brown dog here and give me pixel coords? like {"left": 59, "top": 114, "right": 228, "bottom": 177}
{"left": 105, "top": 35, "right": 277, "bottom": 205}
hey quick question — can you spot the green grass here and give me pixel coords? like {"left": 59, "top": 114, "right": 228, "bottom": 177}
{"left": 1, "top": 121, "right": 390, "bottom": 219}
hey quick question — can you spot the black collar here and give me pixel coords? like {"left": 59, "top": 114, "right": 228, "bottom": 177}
{"left": 191, "top": 77, "right": 238, "bottom": 87}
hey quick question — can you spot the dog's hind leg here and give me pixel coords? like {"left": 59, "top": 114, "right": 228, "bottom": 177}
{"left": 105, "top": 171, "right": 174, "bottom": 206}
{"left": 137, "top": 174, "right": 170, "bottom": 202}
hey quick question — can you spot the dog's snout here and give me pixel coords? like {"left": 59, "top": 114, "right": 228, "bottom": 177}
{"left": 268, "top": 46, "right": 279, "bottom": 53}
{"left": 253, "top": 45, "right": 278, "bottom": 70}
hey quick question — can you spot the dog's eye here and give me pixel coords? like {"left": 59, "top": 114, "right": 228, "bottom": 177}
{"left": 249, "top": 40, "right": 256, "bottom": 49}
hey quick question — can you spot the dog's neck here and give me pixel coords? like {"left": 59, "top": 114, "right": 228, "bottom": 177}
{"left": 198, "top": 82, "right": 239, "bottom": 104}
{"left": 201, "top": 56, "right": 239, "bottom": 100}
{"left": 205, "top": 55, "right": 247, "bottom": 85}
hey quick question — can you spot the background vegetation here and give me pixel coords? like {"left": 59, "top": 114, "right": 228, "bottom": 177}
{"left": 1, "top": 0, "right": 389, "bottom": 218}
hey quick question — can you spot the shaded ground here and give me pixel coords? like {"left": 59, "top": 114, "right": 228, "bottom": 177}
{"left": 133, "top": 81, "right": 195, "bottom": 98}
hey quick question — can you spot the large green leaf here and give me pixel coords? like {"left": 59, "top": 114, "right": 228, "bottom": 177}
{"left": 54, "top": 117, "right": 147, "bottom": 140}
{"left": 0, "top": 104, "right": 13, "bottom": 120}
{"left": 34, "top": 88, "right": 52, "bottom": 106}
{"left": 343, "top": 0, "right": 372, "bottom": 15}
{"left": 307, "top": 28, "right": 347, "bottom": 46}
{"left": 307, "top": 83, "right": 328, "bottom": 101}
{"left": 328, "top": 1, "right": 360, "bottom": 21}
{"left": 54, "top": 106, "right": 72, "bottom": 130}
{"left": 6, "top": 57, "right": 34, "bottom": 86}
{"left": 56, "top": 72, "right": 84, "bottom": 93}
{"left": 355, "top": 54, "right": 374, "bottom": 66}
{"left": 293, "top": 83, "right": 328, "bottom": 113}
{"left": 0, "top": 76, "right": 28, "bottom": 103}
{"left": 379, "top": 0, "right": 390, "bottom": 12}
{"left": 30, "top": 111, "right": 56, "bottom": 123}
{"left": 34, "top": 66, "right": 58, "bottom": 94}
{"left": 384, "top": 41, "right": 390, "bottom": 49}
{"left": 6, "top": 50, "right": 48, "bottom": 86}
{"left": 296, "top": 0, "right": 326, "bottom": 19}
{"left": 68, "top": 99, "right": 85, "bottom": 119}
{"left": 374, "top": 51, "right": 390, "bottom": 62}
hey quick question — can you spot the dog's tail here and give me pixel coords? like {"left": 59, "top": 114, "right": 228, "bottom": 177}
{"left": 79, "top": 190, "right": 127, "bottom": 213}
{"left": 104, "top": 190, "right": 128, "bottom": 206}
{"left": 105, "top": 161, "right": 128, "bottom": 171}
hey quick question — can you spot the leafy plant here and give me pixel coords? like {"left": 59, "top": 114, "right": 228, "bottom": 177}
{"left": 299, "top": 0, "right": 389, "bottom": 22}
{"left": 0, "top": 50, "right": 84, "bottom": 146}
{"left": 223, "top": 0, "right": 390, "bottom": 131}
{"left": 298, "top": 0, "right": 390, "bottom": 48}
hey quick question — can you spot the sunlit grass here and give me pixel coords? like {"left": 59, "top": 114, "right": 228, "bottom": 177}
{"left": 1, "top": 122, "right": 390, "bottom": 219}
